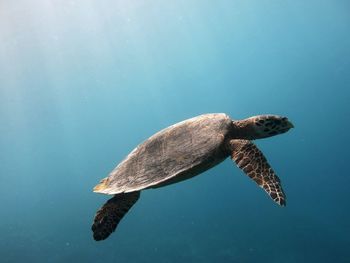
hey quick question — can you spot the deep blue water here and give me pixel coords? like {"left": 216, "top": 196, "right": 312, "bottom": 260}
{"left": 1, "top": 1, "right": 350, "bottom": 262}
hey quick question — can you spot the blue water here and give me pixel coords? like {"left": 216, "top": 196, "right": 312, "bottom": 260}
{"left": 1, "top": 1, "right": 349, "bottom": 262}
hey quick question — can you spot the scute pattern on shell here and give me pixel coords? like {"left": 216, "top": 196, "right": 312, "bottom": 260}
{"left": 94, "top": 114, "right": 233, "bottom": 194}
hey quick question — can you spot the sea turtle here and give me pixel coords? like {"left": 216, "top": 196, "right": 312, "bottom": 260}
{"left": 92, "top": 113, "right": 294, "bottom": 241}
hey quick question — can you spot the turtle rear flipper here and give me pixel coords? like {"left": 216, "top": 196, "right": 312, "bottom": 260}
{"left": 92, "top": 191, "right": 140, "bottom": 241}
{"left": 230, "top": 139, "right": 286, "bottom": 206}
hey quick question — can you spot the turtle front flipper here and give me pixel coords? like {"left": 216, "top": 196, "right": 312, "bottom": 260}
{"left": 229, "top": 139, "right": 286, "bottom": 206}
{"left": 92, "top": 191, "right": 140, "bottom": 241}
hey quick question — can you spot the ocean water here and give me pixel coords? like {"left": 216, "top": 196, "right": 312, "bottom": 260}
{"left": 1, "top": 0, "right": 349, "bottom": 262}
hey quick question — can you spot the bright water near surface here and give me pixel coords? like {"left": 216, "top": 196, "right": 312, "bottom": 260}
{"left": 1, "top": 1, "right": 349, "bottom": 262}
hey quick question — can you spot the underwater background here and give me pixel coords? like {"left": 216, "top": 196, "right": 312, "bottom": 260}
{"left": 1, "top": 0, "right": 349, "bottom": 262}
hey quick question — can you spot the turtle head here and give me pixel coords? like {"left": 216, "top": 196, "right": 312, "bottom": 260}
{"left": 233, "top": 115, "right": 294, "bottom": 140}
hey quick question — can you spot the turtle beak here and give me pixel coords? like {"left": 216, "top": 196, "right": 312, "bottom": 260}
{"left": 286, "top": 120, "right": 294, "bottom": 129}
{"left": 287, "top": 120, "right": 294, "bottom": 129}
{"left": 281, "top": 117, "right": 294, "bottom": 130}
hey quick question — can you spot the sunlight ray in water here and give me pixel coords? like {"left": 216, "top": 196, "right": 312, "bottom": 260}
{"left": 0, "top": 0, "right": 349, "bottom": 262}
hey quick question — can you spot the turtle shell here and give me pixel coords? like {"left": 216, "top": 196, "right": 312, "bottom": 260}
{"left": 94, "top": 113, "right": 233, "bottom": 194}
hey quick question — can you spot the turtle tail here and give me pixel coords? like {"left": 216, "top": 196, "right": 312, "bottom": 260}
{"left": 92, "top": 191, "right": 140, "bottom": 241}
